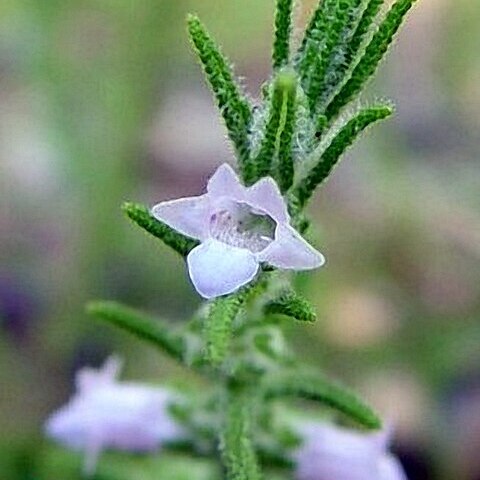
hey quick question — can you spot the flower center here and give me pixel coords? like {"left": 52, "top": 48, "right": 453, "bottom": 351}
{"left": 209, "top": 202, "right": 276, "bottom": 253}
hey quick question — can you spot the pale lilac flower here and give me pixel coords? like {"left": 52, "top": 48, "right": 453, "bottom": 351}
{"left": 152, "top": 163, "right": 325, "bottom": 298}
{"left": 295, "top": 422, "right": 407, "bottom": 480}
{"left": 45, "top": 356, "right": 183, "bottom": 475}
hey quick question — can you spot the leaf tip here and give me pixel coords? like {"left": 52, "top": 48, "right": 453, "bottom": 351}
{"left": 275, "top": 68, "right": 297, "bottom": 92}
{"left": 84, "top": 301, "right": 97, "bottom": 315}
{"left": 186, "top": 12, "right": 200, "bottom": 28}
{"left": 85, "top": 300, "right": 111, "bottom": 317}
{"left": 121, "top": 201, "right": 139, "bottom": 217}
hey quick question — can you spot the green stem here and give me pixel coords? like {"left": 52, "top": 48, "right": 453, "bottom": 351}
{"left": 220, "top": 383, "right": 262, "bottom": 480}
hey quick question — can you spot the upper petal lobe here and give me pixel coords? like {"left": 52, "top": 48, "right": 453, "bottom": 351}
{"left": 246, "top": 176, "right": 289, "bottom": 223}
{"left": 151, "top": 195, "right": 211, "bottom": 240}
{"left": 207, "top": 163, "right": 245, "bottom": 201}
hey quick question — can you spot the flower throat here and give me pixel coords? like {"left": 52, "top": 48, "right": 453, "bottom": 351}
{"left": 209, "top": 201, "right": 276, "bottom": 253}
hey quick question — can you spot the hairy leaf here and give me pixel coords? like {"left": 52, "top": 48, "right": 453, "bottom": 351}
{"left": 273, "top": 0, "right": 295, "bottom": 69}
{"left": 326, "top": 0, "right": 417, "bottom": 119}
{"left": 265, "top": 290, "right": 316, "bottom": 322}
{"left": 346, "top": 0, "right": 385, "bottom": 65}
{"left": 249, "top": 80, "right": 283, "bottom": 182}
{"left": 187, "top": 14, "right": 253, "bottom": 174}
{"left": 250, "top": 71, "right": 297, "bottom": 187}
{"left": 296, "top": 0, "right": 337, "bottom": 105}
{"left": 292, "top": 85, "right": 318, "bottom": 159}
{"left": 123, "top": 202, "right": 198, "bottom": 256}
{"left": 323, "top": 0, "right": 385, "bottom": 109}
{"left": 263, "top": 371, "right": 381, "bottom": 429}
{"left": 277, "top": 71, "right": 298, "bottom": 192}
{"left": 307, "top": 0, "right": 366, "bottom": 114}
{"left": 87, "top": 301, "right": 184, "bottom": 362}
{"left": 295, "top": 104, "right": 393, "bottom": 206}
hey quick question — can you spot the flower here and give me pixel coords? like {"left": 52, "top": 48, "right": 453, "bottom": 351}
{"left": 45, "top": 356, "right": 183, "bottom": 475}
{"left": 294, "top": 422, "right": 407, "bottom": 480}
{"left": 152, "top": 163, "right": 325, "bottom": 298}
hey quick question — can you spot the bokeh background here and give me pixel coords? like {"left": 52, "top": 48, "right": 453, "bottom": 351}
{"left": 1, "top": 0, "right": 479, "bottom": 479}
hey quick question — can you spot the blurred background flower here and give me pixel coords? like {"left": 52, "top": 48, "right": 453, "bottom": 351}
{"left": 0, "top": 0, "right": 479, "bottom": 479}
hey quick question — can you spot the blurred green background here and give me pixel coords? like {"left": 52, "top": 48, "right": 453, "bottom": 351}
{"left": 1, "top": 0, "right": 479, "bottom": 479}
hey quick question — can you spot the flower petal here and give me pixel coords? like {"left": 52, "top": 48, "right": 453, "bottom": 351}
{"left": 76, "top": 356, "right": 122, "bottom": 393}
{"left": 45, "top": 404, "right": 88, "bottom": 450}
{"left": 257, "top": 224, "right": 325, "bottom": 270}
{"left": 378, "top": 455, "right": 408, "bottom": 480}
{"left": 151, "top": 194, "right": 211, "bottom": 240}
{"left": 187, "top": 239, "right": 259, "bottom": 298}
{"left": 298, "top": 423, "right": 383, "bottom": 459}
{"left": 295, "top": 423, "right": 396, "bottom": 480}
{"left": 246, "top": 176, "right": 289, "bottom": 223}
{"left": 207, "top": 163, "right": 245, "bottom": 201}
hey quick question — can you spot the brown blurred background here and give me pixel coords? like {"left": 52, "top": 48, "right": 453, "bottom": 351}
{"left": 1, "top": 0, "right": 479, "bottom": 479}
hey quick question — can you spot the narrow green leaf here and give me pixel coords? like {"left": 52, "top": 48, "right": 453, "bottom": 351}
{"left": 187, "top": 14, "right": 253, "bottom": 175}
{"left": 326, "top": 0, "right": 418, "bottom": 119}
{"left": 122, "top": 202, "right": 198, "bottom": 256}
{"left": 306, "top": 0, "right": 366, "bottom": 114}
{"left": 291, "top": 85, "right": 318, "bottom": 158}
{"left": 296, "top": 0, "right": 338, "bottom": 103}
{"left": 250, "top": 70, "right": 297, "bottom": 187}
{"left": 296, "top": 0, "right": 337, "bottom": 70}
{"left": 221, "top": 391, "right": 261, "bottom": 480}
{"left": 273, "top": 0, "right": 295, "bottom": 69}
{"left": 265, "top": 290, "right": 316, "bottom": 323}
{"left": 86, "top": 301, "right": 184, "bottom": 362}
{"left": 277, "top": 72, "right": 297, "bottom": 192}
{"left": 263, "top": 371, "right": 382, "bottom": 429}
{"left": 346, "top": 0, "right": 385, "bottom": 65}
{"left": 321, "top": 0, "right": 385, "bottom": 110}
{"left": 295, "top": 104, "right": 393, "bottom": 206}
{"left": 249, "top": 81, "right": 283, "bottom": 182}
